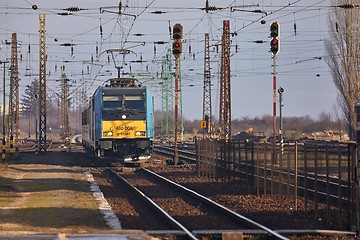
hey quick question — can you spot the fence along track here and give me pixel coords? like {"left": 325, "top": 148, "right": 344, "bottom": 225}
{"left": 196, "top": 138, "right": 360, "bottom": 232}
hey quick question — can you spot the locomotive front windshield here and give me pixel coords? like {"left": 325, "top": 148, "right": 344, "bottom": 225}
{"left": 102, "top": 94, "right": 146, "bottom": 120}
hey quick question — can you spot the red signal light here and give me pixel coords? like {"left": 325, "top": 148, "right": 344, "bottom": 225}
{"left": 270, "top": 39, "right": 279, "bottom": 55}
{"left": 172, "top": 41, "right": 182, "bottom": 58}
{"left": 271, "top": 39, "right": 278, "bottom": 45}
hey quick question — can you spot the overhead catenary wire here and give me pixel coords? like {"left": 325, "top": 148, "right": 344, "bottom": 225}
{"left": 0, "top": 0, "right": 340, "bottom": 120}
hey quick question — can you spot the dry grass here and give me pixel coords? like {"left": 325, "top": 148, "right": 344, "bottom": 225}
{"left": 0, "top": 162, "right": 109, "bottom": 234}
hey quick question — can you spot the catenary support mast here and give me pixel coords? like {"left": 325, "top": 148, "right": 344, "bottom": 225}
{"left": 161, "top": 49, "right": 174, "bottom": 136}
{"left": 38, "top": 14, "right": 47, "bottom": 152}
{"left": 219, "top": 20, "right": 231, "bottom": 140}
{"left": 10, "top": 33, "right": 19, "bottom": 154}
{"left": 203, "top": 33, "right": 212, "bottom": 136}
{"left": 61, "top": 72, "right": 70, "bottom": 145}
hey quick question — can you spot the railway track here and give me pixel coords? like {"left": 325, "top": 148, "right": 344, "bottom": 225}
{"left": 88, "top": 147, "right": 357, "bottom": 239}
{"left": 154, "top": 144, "right": 196, "bottom": 164}
{"left": 108, "top": 166, "right": 289, "bottom": 239}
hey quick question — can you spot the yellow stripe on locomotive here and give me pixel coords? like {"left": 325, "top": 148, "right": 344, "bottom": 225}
{"left": 102, "top": 120, "right": 146, "bottom": 139}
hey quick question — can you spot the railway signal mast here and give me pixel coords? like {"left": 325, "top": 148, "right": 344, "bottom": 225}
{"left": 270, "top": 21, "right": 280, "bottom": 163}
{"left": 172, "top": 23, "right": 183, "bottom": 165}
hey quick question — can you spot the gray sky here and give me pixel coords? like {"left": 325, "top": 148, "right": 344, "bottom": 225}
{"left": 0, "top": 0, "right": 338, "bottom": 121}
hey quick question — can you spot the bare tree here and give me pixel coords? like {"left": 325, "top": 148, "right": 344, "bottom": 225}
{"left": 325, "top": 0, "right": 360, "bottom": 139}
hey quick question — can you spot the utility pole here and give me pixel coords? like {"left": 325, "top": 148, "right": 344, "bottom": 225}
{"left": 219, "top": 20, "right": 231, "bottom": 141}
{"left": 203, "top": 33, "right": 212, "bottom": 137}
{"left": 38, "top": 14, "right": 47, "bottom": 152}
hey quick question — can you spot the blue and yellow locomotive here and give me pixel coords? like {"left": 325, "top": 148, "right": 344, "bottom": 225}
{"left": 82, "top": 78, "right": 154, "bottom": 162}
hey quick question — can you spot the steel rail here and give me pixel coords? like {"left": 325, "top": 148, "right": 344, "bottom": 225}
{"left": 108, "top": 169, "right": 198, "bottom": 240}
{"left": 154, "top": 145, "right": 196, "bottom": 163}
{"left": 141, "top": 167, "right": 289, "bottom": 240}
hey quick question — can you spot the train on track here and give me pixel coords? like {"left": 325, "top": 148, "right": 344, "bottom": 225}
{"left": 81, "top": 78, "right": 154, "bottom": 162}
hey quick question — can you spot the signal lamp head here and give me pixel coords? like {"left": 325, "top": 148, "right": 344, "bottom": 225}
{"left": 270, "top": 38, "right": 279, "bottom": 55}
{"left": 270, "top": 21, "right": 279, "bottom": 38}
{"left": 173, "top": 23, "right": 183, "bottom": 40}
{"left": 270, "top": 21, "right": 280, "bottom": 56}
{"left": 172, "top": 23, "right": 183, "bottom": 58}
{"left": 172, "top": 41, "right": 182, "bottom": 58}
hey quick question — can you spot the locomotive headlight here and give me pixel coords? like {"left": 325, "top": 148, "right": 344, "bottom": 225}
{"left": 135, "top": 131, "right": 146, "bottom": 136}
{"left": 103, "top": 131, "right": 113, "bottom": 137}
{"left": 122, "top": 114, "right": 127, "bottom": 119}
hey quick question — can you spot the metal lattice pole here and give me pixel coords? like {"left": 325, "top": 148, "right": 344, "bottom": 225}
{"left": 10, "top": 33, "right": 19, "bottom": 154}
{"left": 203, "top": 33, "right": 212, "bottom": 136}
{"left": 11, "top": 33, "right": 20, "bottom": 139}
{"left": 38, "top": 14, "right": 47, "bottom": 152}
{"left": 219, "top": 20, "right": 231, "bottom": 140}
{"left": 161, "top": 49, "right": 174, "bottom": 136}
{"left": 161, "top": 54, "right": 167, "bottom": 134}
{"left": 61, "top": 73, "right": 70, "bottom": 145}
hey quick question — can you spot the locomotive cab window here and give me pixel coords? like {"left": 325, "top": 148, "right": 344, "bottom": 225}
{"left": 102, "top": 94, "right": 146, "bottom": 120}
{"left": 124, "top": 95, "right": 145, "bottom": 111}
{"left": 103, "top": 96, "right": 123, "bottom": 110}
